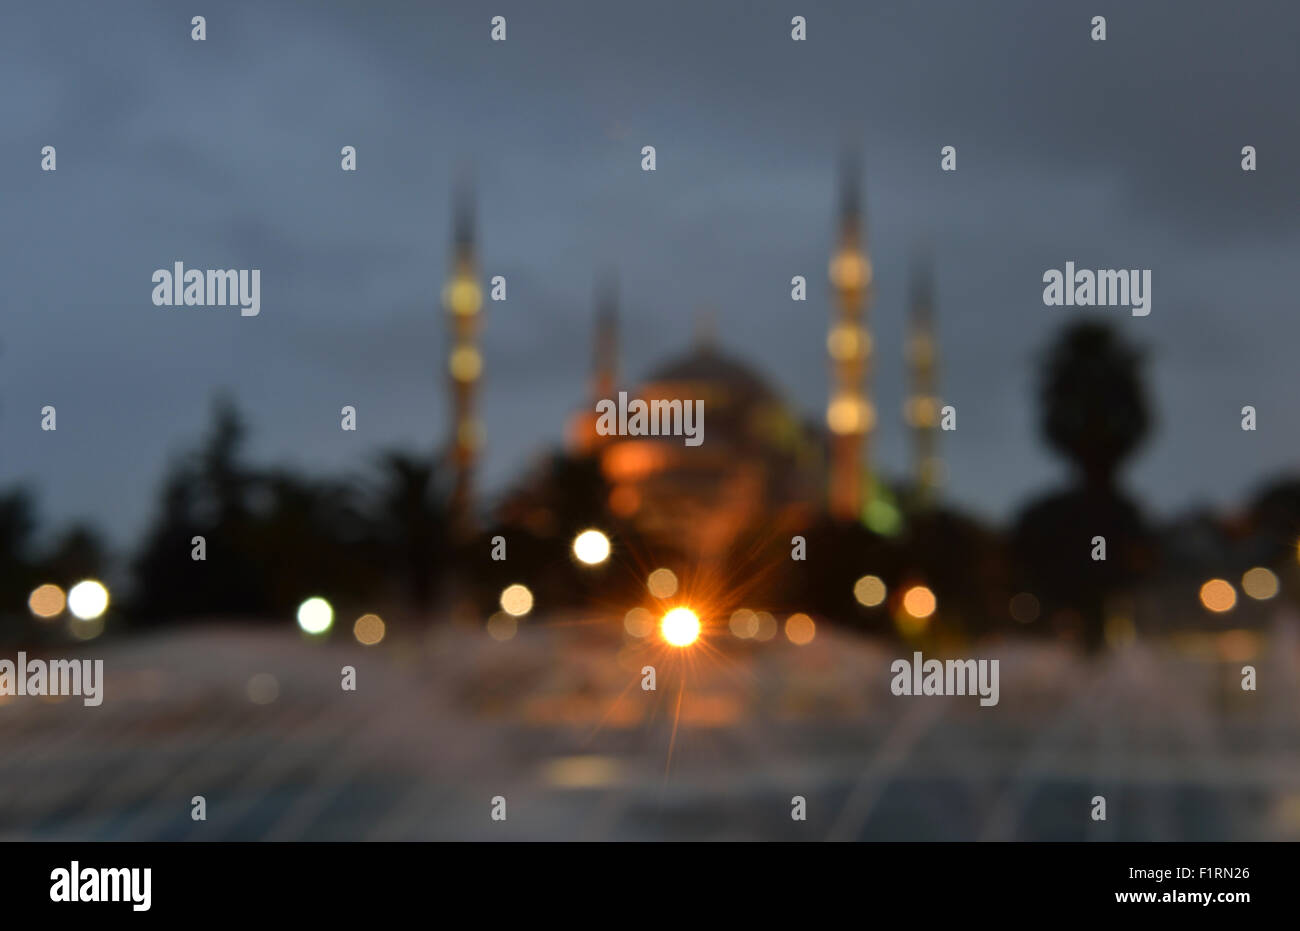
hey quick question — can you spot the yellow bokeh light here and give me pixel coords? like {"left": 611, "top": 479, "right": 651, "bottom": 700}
{"left": 660, "top": 607, "right": 700, "bottom": 647}
{"left": 829, "top": 249, "right": 872, "bottom": 291}
{"left": 449, "top": 345, "right": 482, "bottom": 382}
{"left": 67, "top": 580, "right": 109, "bottom": 621}
{"left": 444, "top": 277, "right": 482, "bottom": 316}
{"left": 853, "top": 574, "right": 886, "bottom": 607}
{"left": 486, "top": 612, "right": 518, "bottom": 641}
{"left": 500, "top": 584, "right": 534, "bottom": 617}
{"left": 1199, "top": 578, "right": 1236, "bottom": 613}
{"left": 902, "top": 585, "right": 937, "bottom": 619}
{"left": 296, "top": 596, "right": 333, "bottom": 634}
{"left": 624, "top": 607, "right": 655, "bottom": 638}
{"left": 894, "top": 612, "right": 929, "bottom": 638}
{"left": 246, "top": 673, "right": 279, "bottom": 705}
{"left": 542, "top": 754, "right": 622, "bottom": 789}
{"left": 646, "top": 568, "right": 678, "bottom": 599}
{"left": 69, "top": 615, "right": 104, "bottom": 641}
{"left": 904, "top": 395, "right": 940, "bottom": 428}
{"left": 572, "top": 529, "right": 611, "bottom": 566}
{"left": 1241, "top": 567, "right": 1278, "bottom": 601}
{"left": 353, "top": 613, "right": 385, "bottom": 645}
{"left": 28, "top": 583, "right": 66, "bottom": 620}
{"left": 826, "top": 394, "right": 875, "bottom": 436}
{"left": 1216, "top": 629, "right": 1257, "bottom": 663}
{"left": 753, "top": 611, "right": 777, "bottom": 642}
{"left": 729, "top": 608, "right": 759, "bottom": 639}
{"left": 1104, "top": 613, "right": 1136, "bottom": 649}
{"left": 827, "top": 323, "right": 870, "bottom": 362}
{"left": 785, "top": 613, "right": 816, "bottom": 645}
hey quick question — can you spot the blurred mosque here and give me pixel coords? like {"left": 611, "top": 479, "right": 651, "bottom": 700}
{"left": 443, "top": 158, "right": 944, "bottom": 561}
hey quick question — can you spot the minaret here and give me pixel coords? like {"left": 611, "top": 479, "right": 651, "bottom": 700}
{"left": 826, "top": 154, "right": 874, "bottom": 522}
{"left": 566, "top": 276, "right": 620, "bottom": 455}
{"left": 592, "top": 276, "right": 618, "bottom": 406}
{"left": 905, "top": 257, "right": 941, "bottom": 508}
{"left": 443, "top": 183, "right": 483, "bottom": 538}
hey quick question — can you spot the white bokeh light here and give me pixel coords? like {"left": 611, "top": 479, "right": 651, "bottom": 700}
{"left": 67, "top": 580, "right": 109, "bottom": 620}
{"left": 572, "top": 529, "right": 611, "bottom": 566}
{"left": 296, "top": 596, "right": 334, "bottom": 634}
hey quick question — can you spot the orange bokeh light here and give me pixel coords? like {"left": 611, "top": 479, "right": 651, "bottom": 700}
{"left": 785, "top": 613, "right": 816, "bottom": 645}
{"left": 901, "top": 585, "right": 937, "bottom": 619}
{"left": 1199, "top": 578, "right": 1236, "bottom": 613}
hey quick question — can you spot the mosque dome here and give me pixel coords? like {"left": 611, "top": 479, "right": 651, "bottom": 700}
{"left": 598, "top": 343, "right": 822, "bottom": 559}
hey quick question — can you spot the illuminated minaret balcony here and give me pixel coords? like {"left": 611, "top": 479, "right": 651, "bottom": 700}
{"left": 829, "top": 247, "right": 872, "bottom": 295}
{"left": 444, "top": 275, "right": 483, "bottom": 319}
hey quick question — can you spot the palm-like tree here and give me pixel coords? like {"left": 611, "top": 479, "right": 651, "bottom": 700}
{"left": 1012, "top": 321, "right": 1154, "bottom": 650}
{"left": 1040, "top": 321, "right": 1151, "bottom": 488}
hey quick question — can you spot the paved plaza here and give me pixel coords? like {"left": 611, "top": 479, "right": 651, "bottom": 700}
{"left": 1, "top": 617, "right": 1297, "bottom": 841}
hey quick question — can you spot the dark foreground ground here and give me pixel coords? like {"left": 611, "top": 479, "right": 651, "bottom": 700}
{"left": 1, "top": 613, "right": 1297, "bottom": 841}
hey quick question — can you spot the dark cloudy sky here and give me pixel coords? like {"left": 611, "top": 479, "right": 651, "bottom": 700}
{"left": 2, "top": 0, "right": 1297, "bottom": 551}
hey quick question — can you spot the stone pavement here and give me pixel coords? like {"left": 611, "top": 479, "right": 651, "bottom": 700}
{"left": 1, "top": 617, "right": 1296, "bottom": 841}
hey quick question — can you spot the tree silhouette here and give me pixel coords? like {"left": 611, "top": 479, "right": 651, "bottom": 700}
{"left": 367, "top": 451, "right": 447, "bottom": 612}
{"left": 0, "top": 488, "right": 39, "bottom": 631}
{"left": 130, "top": 397, "right": 266, "bottom": 622}
{"left": 42, "top": 524, "right": 108, "bottom": 583}
{"left": 1012, "top": 321, "right": 1155, "bottom": 650}
{"left": 197, "top": 397, "right": 253, "bottom": 526}
{"left": 1041, "top": 321, "right": 1151, "bottom": 488}
{"left": 0, "top": 488, "right": 37, "bottom": 568}
{"left": 244, "top": 469, "right": 370, "bottom": 615}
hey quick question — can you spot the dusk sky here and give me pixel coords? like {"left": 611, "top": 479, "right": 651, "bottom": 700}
{"left": 2, "top": 0, "right": 1297, "bottom": 551}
